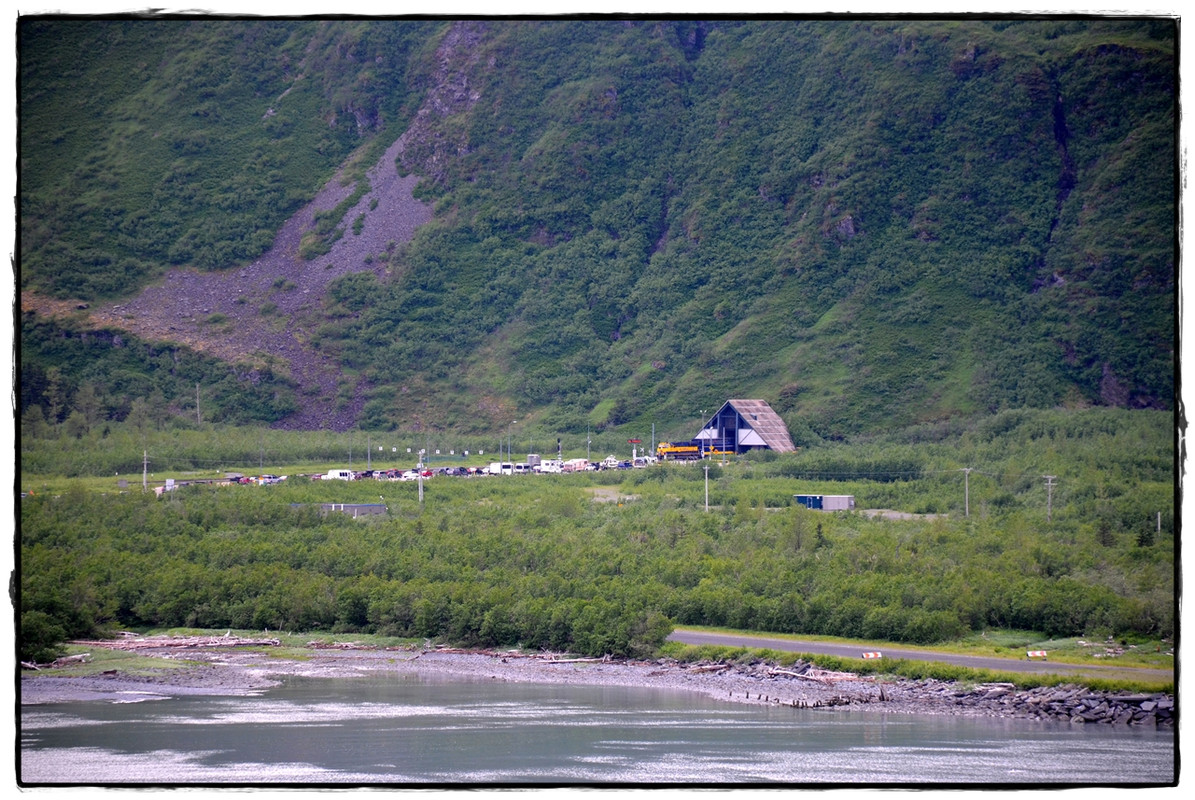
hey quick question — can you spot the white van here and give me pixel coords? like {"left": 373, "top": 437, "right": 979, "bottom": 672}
{"left": 324, "top": 469, "right": 354, "bottom": 481}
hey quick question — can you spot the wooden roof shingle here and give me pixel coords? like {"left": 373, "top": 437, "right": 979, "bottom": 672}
{"left": 725, "top": 399, "right": 796, "bottom": 453}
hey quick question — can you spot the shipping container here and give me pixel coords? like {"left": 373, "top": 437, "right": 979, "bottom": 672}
{"left": 794, "top": 494, "right": 855, "bottom": 511}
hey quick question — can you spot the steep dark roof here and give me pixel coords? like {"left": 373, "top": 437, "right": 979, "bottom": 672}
{"left": 726, "top": 399, "right": 796, "bottom": 453}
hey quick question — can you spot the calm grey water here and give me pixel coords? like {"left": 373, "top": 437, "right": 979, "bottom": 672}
{"left": 20, "top": 674, "right": 1175, "bottom": 785}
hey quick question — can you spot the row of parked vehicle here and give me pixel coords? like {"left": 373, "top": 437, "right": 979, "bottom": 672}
{"left": 231, "top": 473, "right": 287, "bottom": 485}
{"left": 308, "top": 455, "right": 658, "bottom": 482}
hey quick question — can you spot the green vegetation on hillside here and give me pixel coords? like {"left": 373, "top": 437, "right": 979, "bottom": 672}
{"left": 18, "top": 18, "right": 1175, "bottom": 437}
{"left": 20, "top": 315, "right": 299, "bottom": 432}
{"left": 19, "top": 19, "right": 438, "bottom": 296}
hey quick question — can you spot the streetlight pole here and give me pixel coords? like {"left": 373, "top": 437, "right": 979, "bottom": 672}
{"left": 418, "top": 449, "right": 425, "bottom": 505}
{"left": 704, "top": 463, "right": 710, "bottom": 512}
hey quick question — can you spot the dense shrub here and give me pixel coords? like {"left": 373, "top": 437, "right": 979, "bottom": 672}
{"left": 19, "top": 406, "right": 1174, "bottom": 659}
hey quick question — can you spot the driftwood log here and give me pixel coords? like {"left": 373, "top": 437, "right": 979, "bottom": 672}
{"left": 53, "top": 653, "right": 91, "bottom": 665}
{"left": 21, "top": 652, "right": 92, "bottom": 671}
{"left": 769, "top": 667, "right": 862, "bottom": 684}
{"left": 69, "top": 634, "right": 281, "bottom": 650}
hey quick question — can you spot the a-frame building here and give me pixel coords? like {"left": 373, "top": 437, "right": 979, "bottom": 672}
{"left": 694, "top": 399, "right": 796, "bottom": 455}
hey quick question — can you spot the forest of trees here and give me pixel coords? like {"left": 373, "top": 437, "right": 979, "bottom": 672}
{"left": 20, "top": 408, "right": 1174, "bottom": 664}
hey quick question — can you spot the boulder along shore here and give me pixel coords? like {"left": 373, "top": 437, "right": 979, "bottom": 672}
{"left": 20, "top": 637, "right": 1173, "bottom": 728}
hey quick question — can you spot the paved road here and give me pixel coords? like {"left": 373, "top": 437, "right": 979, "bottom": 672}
{"left": 667, "top": 629, "right": 1172, "bottom": 680}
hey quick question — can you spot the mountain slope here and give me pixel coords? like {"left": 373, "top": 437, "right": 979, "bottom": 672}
{"left": 18, "top": 18, "right": 1175, "bottom": 438}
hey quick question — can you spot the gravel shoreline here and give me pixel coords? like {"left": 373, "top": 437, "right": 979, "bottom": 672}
{"left": 19, "top": 642, "right": 1174, "bottom": 728}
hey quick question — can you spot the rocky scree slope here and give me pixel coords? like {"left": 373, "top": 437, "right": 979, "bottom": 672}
{"left": 57, "top": 22, "right": 494, "bottom": 431}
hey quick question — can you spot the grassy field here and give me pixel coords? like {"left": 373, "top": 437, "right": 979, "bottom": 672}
{"left": 672, "top": 624, "right": 1175, "bottom": 671}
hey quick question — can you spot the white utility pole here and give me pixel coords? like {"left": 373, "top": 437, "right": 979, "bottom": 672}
{"left": 1043, "top": 475, "right": 1057, "bottom": 522}
{"left": 962, "top": 468, "right": 973, "bottom": 517}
